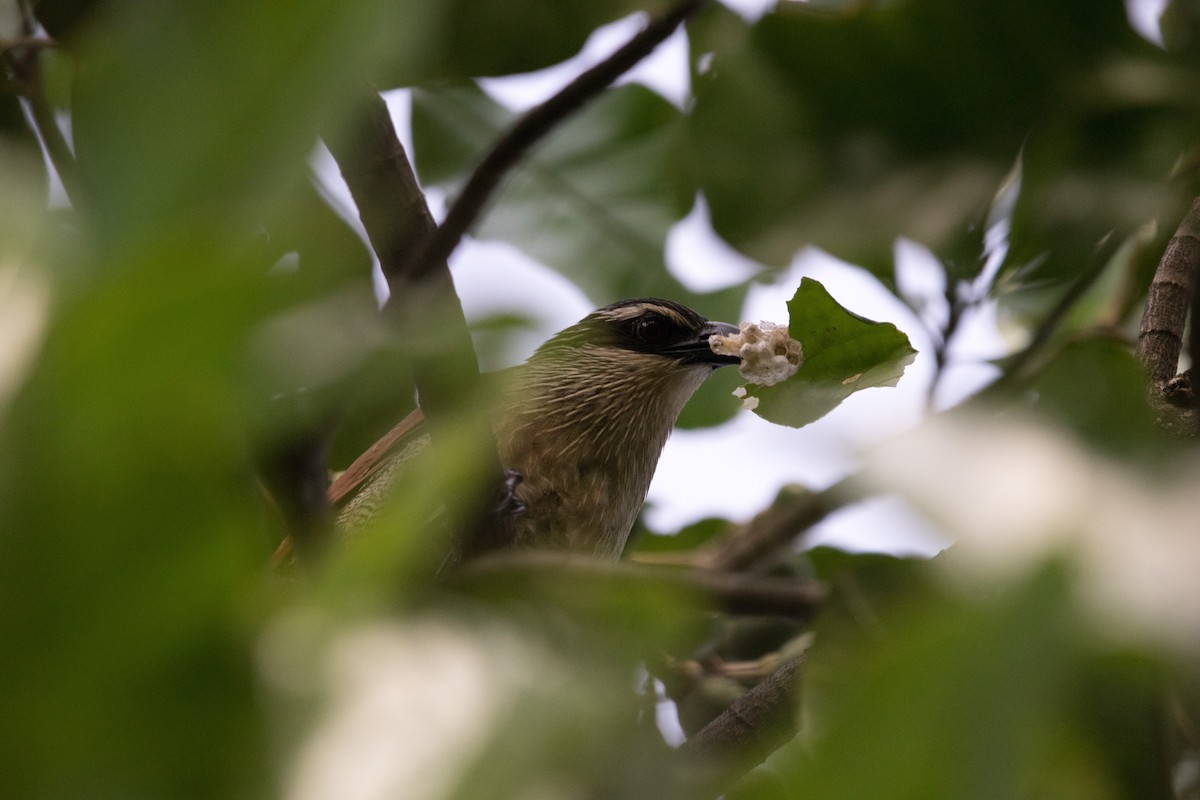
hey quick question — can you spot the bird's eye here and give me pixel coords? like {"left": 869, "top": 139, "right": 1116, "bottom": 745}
{"left": 635, "top": 315, "right": 670, "bottom": 345}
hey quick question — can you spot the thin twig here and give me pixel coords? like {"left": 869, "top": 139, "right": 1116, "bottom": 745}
{"left": 701, "top": 479, "right": 859, "bottom": 574}
{"left": 397, "top": 0, "right": 710, "bottom": 283}
{"left": 2, "top": 29, "right": 80, "bottom": 202}
{"left": 1137, "top": 196, "right": 1200, "bottom": 386}
{"left": 0, "top": 35, "right": 56, "bottom": 49}
{"left": 976, "top": 233, "right": 1126, "bottom": 400}
{"left": 1021, "top": 237, "right": 1118, "bottom": 367}
{"left": 925, "top": 279, "right": 967, "bottom": 412}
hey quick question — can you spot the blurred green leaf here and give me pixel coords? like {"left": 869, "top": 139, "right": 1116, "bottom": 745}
{"left": 0, "top": 240, "right": 272, "bottom": 798}
{"left": 746, "top": 278, "right": 917, "bottom": 428}
{"left": 745, "top": 559, "right": 1176, "bottom": 800}
{"left": 805, "top": 545, "right": 927, "bottom": 587}
{"left": 996, "top": 221, "right": 1160, "bottom": 341}
{"left": 411, "top": 81, "right": 753, "bottom": 331}
{"left": 0, "top": 1, "right": 452, "bottom": 796}
{"left": 27, "top": 0, "right": 106, "bottom": 41}
{"left": 413, "top": 83, "right": 702, "bottom": 300}
{"left": 70, "top": 0, "right": 421, "bottom": 256}
{"left": 1160, "top": 0, "right": 1200, "bottom": 51}
{"left": 372, "top": 0, "right": 665, "bottom": 85}
{"left": 1029, "top": 337, "right": 1165, "bottom": 459}
{"left": 1064, "top": 650, "right": 1175, "bottom": 799}
{"left": 780, "top": 567, "right": 1090, "bottom": 798}
{"left": 4, "top": 2, "right": 1198, "bottom": 798}
{"left": 633, "top": 515, "right": 728, "bottom": 554}
{"left": 687, "top": 0, "right": 1192, "bottom": 285}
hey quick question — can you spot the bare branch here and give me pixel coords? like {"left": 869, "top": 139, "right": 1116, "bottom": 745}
{"left": 324, "top": 86, "right": 511, "bottom": 557}
{"left": 397, "top": 0, "right": 710, "bottom": 283}
{"left": 678, "top": 653, "right": 803, "bottom": 758}
{"left": 1137, "top": 197, "right": 1200, "bottom": 386}
{"left": 702, "top": 479, "right": 858, "bottom": 573}
{"left": 327, "top": 90, "right": 439, "bottom": 287}
{"left": 675, "top": 654, "right": 805, "bottom": 797}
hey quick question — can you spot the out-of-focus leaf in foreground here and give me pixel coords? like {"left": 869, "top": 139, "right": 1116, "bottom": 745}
{"left": 70, "top": 0, "right": 420, "bottom": 256}
{"left": 746, "top": 278, "right": 917, "bottom": 428}
{"left": 763, "top": 565, "right": 1171, "bottom": 799}
{"left": 0, "top": 1, "right": 435, "bottom": 797}
{"left": 273, "top": 604, "right": 690, "bottom": 800}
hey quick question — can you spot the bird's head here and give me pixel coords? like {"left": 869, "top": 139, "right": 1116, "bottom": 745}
{"left": 495, "top": 299, "right": 743, "bottom": 555}
{"left": 531, "top": 298, "right": 741, "bottom": 370}
{"left": 333, "top": 299, "right": 744, "bottom": 558}
{"left": 506, "top": 298, "right": 741, "bottom": 462}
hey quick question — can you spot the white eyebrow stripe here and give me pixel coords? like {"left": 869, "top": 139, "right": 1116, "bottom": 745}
{"left": 601, "top": 303, "right": 694, "bottom": 328}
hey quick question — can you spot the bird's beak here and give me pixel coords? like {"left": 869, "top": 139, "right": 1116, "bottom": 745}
{"left": 665, "top": 320, "right": 742, "bottom": 367}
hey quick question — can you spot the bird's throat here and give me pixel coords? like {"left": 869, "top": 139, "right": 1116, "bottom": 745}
{"left": 495, "top": 354, "right": 710, "bottom": 557}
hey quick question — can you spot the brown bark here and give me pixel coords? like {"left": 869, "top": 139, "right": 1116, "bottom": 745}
{"left": 1137, "top": 197, "right": 1200, "bottom": 387}
{"left": 324, "top": 87, "right": 512, "bottom": 555}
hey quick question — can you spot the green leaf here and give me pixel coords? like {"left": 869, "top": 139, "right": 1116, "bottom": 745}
{"left": 411, "top": 82, "right": 749, "bottom": 426}
{"left": 757, "top": 561, "right": 1175, "bottom": 799}
{"left": 745, "top": 278, "right": 917, "bottom": 428}
{"left": 687, "top": 0, "right": 1185, "bottom": 282}
{"left": 371, "top": 0, "right": 662, "bottom": 85}
{"left": 412, "top": 83, "right": 748, "bottom": 321}
{"left": 777, "top": 566, "right": 1089, "bottom": 798}
{"left": 1028, "top": 338, "right": 1166, "bottom": 460}
{"left": 1, "top": 3, "right": 439, "bottom": 795}
{"left": 631, "top": 516, "right": 727, "bottom": 554}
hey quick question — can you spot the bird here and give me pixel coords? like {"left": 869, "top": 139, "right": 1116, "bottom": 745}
{"left": 328, "top": 298, "right": 741, "bottom": 560}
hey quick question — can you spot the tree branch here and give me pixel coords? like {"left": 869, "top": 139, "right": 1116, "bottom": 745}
{"left": 453, "top": 551, "right": 828, "bottom": 619}
{"left": 396, "top": 0, "right": 710, "bottom": 283}
{"left": 702, "top": 479, "right": 858, "bottom": 573}
{"left": 675, "top": 654, "right": 805, "bottom": 797}
{"left": 678, "top": 653, "right": 804, "bottom": 757}
{"left": 325, "top": 90, "right": 440, "bottom": 290}
{"left": 1137, "top": 196, "right": 1200, "bottom": 387}
{"left": 324, "top": 85, "right": 511, "bottom": 557}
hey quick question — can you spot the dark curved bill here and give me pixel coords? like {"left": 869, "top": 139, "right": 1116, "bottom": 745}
{"left": 664, "top": 320, "right": 741, "bottom": 367}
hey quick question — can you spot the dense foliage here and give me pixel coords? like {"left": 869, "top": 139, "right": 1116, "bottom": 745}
{"left": 3, "top": 0, "right": 1200, "bottom": 798}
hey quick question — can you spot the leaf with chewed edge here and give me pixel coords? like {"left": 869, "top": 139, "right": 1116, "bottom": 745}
{"left": 746, "top": 278, "right": 917, "bottom": 428}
